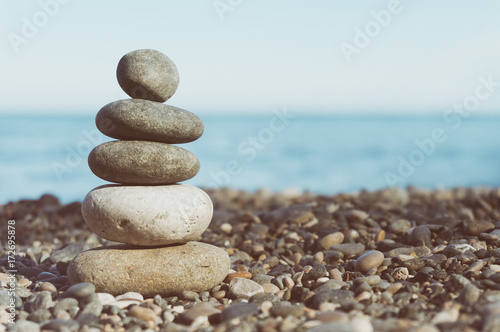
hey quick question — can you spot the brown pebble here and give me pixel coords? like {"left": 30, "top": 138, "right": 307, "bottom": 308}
{"left": 386, "top": 282, "right": 403, "bottom": 295}
{"left": 376, "top": 230, "right": 385, "bottom": 242}
{"left": 40, "top": 282, "right": 57, "bottom": 292}
{"left": 466, "top": 220, "right": 495, "bottom": 236}
{"left": 318, "top": 232, "right": 344, "bottom": 250}
{"left": 212, "top": 290, "right": 226, "bottom": 299}
{"left": 316, "top": 310, "right": 349, "bottom": 323}
{"left": 129, "top": 305, "right": 156, "bottom": 323}
{"left": 18, "top": 278, "right": 32, "bottom": 288}
{"left": 235, "top": 265, "right": 248, "bottom": 272}
{"left": 262, "top": 283, "right": 280, "bottom": 294}
{"left": 224, "top": 271, "right": 252, "bottom": 283}
{"left": 329, "top": 268, "right": 343, "bottom": 281}
{"left": 291, "top": 253, "right": 302, "bottom": 265}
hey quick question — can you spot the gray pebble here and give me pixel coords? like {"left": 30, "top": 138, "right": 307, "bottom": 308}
{"left": 27, "top": 308, "right": 52, "bottom": 323}
{"left": 308, "top": 289, "right": 354, "bottom": 309}
{"left": 269, "top": 303, "right": 305, "bottom": 317}
{"left": 306, "top": 322, "right": 357, "bottom": 332}
{"left": 329, "top": 243, "right": 365, "bottom": 257}
{"left": 221, "top": 302, "right": 259, "bottom": 321}
{"left": 53, "top": 297, "right": 79, "bottom": 313}
{"left": 411, "top": 225, "right": 431, "bottom": 246}
{"left": 96, "top": 99, "right": 204, "bottom": 144}
{"left": 42, "top": 318, "right": 80, "bottom": 332}
{"left": 13, "top": 320, "right": 41, "bottom": 332}
{"left": 31, "top": 291, "right": 54, "bottom": 311}
{"left": 252, "top": 274, "right": 274, "bottom": 285}
{"left": 458, "top": 283, "right": 480, "bottom": 304}
{"left": 389, "top": 219, "right": 411, "bottom": 235}
{"left": 64, "top": 282, "right": 95, "bottom": 299}
{"left": 117, "top": 49, "right": 179, "bottom": 102}
{"left": 88, "top": 140, "right": 199, "bottom": 184}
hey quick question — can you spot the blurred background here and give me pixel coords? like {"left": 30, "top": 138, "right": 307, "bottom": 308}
{"left": 1, "top": 0, "right": 500, "bottom": 203}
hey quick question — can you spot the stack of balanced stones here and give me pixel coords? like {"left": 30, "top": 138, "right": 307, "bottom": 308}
{"left": 68, "top": 49, "right": 230, "bottom": 297}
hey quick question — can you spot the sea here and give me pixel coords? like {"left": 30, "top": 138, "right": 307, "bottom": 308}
{"left": 2, "top": 113, "right": 500, "bottom": 204}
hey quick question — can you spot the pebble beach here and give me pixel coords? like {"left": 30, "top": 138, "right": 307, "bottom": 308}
{"left": 2, "top": 186, "right": 500, "bottom": 332}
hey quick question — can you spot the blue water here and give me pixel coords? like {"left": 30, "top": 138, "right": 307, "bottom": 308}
{"left": 1, "top": 113, "right": 500, "bottom": 203}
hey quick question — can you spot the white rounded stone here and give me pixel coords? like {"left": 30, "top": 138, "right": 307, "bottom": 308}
{"left": 82, "top": 184, "right": 213, "bottom": 246}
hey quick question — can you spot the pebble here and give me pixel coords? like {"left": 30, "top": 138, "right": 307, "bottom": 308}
{"left": 389, "top": 219, "right": 411, "bottom": 234}
{"left": 64, "top": 282, "right": 95, "bottom": 299}
{"left": 308, "top": 290, "right": 354, "bottom": 309}
{"left": 411, "top": 225, "right": 431, "bottom": 246}
{"left": 443, "top": 243, "right": 476, "bottom": 257}
{"left": 262, "top": 283, "right": 280, "bottom": 294}
{"left": 315, "top": 311, "right": 349, "bottom": 323}
{"left": 269, "top": 303, "right": 305, "bottom": 317}
{"left": 14, "top": 320, "right": 41, "bottom": 332}
{"left": 224, "top": 271, "right": 252, "bottom": 282}
{"left": 318, "top": 232, "right": 344, "bottom": 250}
{"left": 355, "top": 250, "right": 384, "bottom": 274}
{"left": 229, "top": 277, "right": 265, "bottom": 299}
{"left": 355, "top": 275, "right": 381, "bottom": 286}
{"left": 117, "top": 49, "right": 179, "bottom": 102}
{"left": 68, "top": 242, "right": 230, "bottom": 297}
{"left": 306, "top": 322, "right": 357, "bottom": 332}
{"left": 129, "top": 305, "right": 157, "bottom": 323}
{"left": 82, "top": 184, "right": 212, "bottom": 246}
{"left": 88, "top": 140, "right": 200, "bottom": 184}
{"left": 96, "top": 99, "right": 203, "bottom": 143}
{"left": 178, "top": 303, "right": 220, "bottom": 325}
{"left": 466, "top": 220, "right": 495, "bottom": 236}
{"left": 329, "top": 243, "right": 365, "bottom": 257}
{"left": 220, "top": 303, "right": 259, "bottom": 322}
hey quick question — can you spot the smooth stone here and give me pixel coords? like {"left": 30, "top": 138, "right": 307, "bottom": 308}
{"left": 411, "top": 225, "right": 432, "bottom": 246}
{"left": 14, "top": 320, "right": 41, "bottom": 332}
{"left": 178, "top": 303, "right": 220, "bottom": 325}
{"left": 229, "top": 277, "right": 264, "bottom": 299}
{"left": 389, "top": 219, "right": 411, "bottom": 235}
{"left": 117, "top": 49, "right": 179, "bottom": 102}
{"left": 67, "top": 242, "right": 230, "bottom": 297}
{"left": 329, "top": 243, "right": 365, "bottom": 257}
{"left": 88, "top": 140, "right": 199, "bottom": 184}
{"left": 355, "top": 250, "right": 384, "bottom": 274}
{"left": 269, "top": 303, "right": 305, "bottom": 318}
{"left": 318, "top": 232, "right": 344, "bottom": 250}
{"left": 64, "top": 282, "right": 95, "bottom": 299}
{"left": 466, "top": 220, "right": 495, "bottom": 236}
{"left": 306, "top": 322, "right": 357, "bottom": 332}
{"left": 308, "top": 289, "right": 354, "bottom": 309}
{"left": 82, "top": 184, "right": 213, "bottom": 246}
{"left": 96, "top": 99, "right": 203, "bottom": 144}
{"left": 221, "top": 303, "right": 259, "bottom": 322}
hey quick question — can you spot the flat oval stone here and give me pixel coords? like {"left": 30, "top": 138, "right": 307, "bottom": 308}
{"left": 82, "top": 184, "right": 213, "bottom": 246}
{"left": 96, "top": 99, "right": 204, "bottom": 144}
{"left": 67, "top": 242, "right": 230, "bottom": 297}
{"left": 88, "top": 140, "right": 199, "bottom": 184}
{"left": 117, "top": 49, "right": 179, "bottom": 102}
{"left": 355, "top": 250, "right": 384, "bottom": 274}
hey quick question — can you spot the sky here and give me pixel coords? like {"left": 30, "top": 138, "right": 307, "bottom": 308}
{"left": 1, "top": 0, "right": 500, "bottom": 115}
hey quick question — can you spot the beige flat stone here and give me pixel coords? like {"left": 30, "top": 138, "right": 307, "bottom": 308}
{"left": 82, "top": 184, "right": 212, "bottom": 246}
{"left": 67, "top": 242, "right": 230, "bottom": 297}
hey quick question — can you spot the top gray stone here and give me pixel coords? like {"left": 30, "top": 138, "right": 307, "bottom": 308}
{"left": 117, "top": 49, "right": 179, "bottom": 102}
{"left": 96, "top": 99, "right": 204, "bottom": 144}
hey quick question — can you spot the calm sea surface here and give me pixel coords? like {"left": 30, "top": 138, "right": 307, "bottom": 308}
{"left": 1, "top": 113, "right": 500, "bottom": 203}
